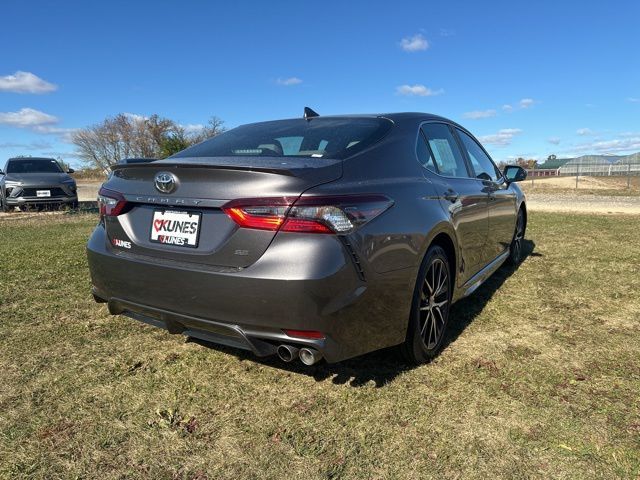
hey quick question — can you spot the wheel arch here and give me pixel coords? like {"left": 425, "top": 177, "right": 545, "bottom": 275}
{"left": 428, "top": 232, "right": 457, "bottom": 293}
{"left": 519, "top": 201, "right": 528, "bottom": 235}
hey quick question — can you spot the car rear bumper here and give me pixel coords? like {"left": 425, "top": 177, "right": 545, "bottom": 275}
{"left": 87, "top": 225, "right": 413, "bottom": 363}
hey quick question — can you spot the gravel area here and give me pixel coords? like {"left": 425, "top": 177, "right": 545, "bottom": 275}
{"left": 526, "top": 192, "right": 640, "bottom": 214}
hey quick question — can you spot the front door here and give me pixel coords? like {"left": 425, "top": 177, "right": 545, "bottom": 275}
{"left": 455, "top": 128, "right": 517, "bottom": 261}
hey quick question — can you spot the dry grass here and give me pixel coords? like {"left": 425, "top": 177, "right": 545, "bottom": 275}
{"left": 0, "top": 212, "right": 639, "bottom": 479}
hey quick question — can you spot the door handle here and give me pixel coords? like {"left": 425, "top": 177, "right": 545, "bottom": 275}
{"left": 442, "top": 189, "right": 459, "bottom": 203}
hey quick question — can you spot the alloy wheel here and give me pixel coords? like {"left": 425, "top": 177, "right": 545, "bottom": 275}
{"left": 419, "top": 258, "right": 450, "bottom": 349}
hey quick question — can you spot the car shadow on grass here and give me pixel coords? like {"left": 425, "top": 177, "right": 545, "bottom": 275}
{"left": 191, "top": 240, "right": 539, "bottom": 388}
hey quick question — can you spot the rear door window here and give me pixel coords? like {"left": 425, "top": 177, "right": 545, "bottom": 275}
{"left": 420, "top": 124, "right": 470, "bottom": 178}
{"left": 416, "top": 130, "right": 438, "bottom": 173}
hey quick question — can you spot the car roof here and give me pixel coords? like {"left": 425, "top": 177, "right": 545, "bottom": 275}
{"left": 7, "top": 157, "right": 57, "bottom": 162}
{"left": 240, "top": 112, "right": 465, "bottom": 131}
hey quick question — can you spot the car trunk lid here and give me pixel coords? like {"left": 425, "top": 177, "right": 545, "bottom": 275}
{"left": 102, "top": 157, "right": 342, "bottom": 268}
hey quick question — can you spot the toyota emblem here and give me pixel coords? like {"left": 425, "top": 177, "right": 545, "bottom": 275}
{"left": 154, "top": 172, "right": 177, "bottom": 194}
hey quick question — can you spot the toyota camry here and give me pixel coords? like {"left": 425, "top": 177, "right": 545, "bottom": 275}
{"left": 87, "top": 110, "right": 527, "bottom": 365}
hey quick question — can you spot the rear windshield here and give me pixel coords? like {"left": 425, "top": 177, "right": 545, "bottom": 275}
{"left": 172, "top": 117, "right": 393, "bottom": 160}
{"left": 6, "top": 158, "right": 63, "bottom": 174}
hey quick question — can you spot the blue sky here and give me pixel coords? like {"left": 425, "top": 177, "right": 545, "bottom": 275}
{"left": 1, "top": 0, "right": 639, "bottom": 167}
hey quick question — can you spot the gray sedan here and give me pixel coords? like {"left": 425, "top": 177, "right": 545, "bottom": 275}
{"left": 87, "top": 111, "right": 527, "bottom": 365}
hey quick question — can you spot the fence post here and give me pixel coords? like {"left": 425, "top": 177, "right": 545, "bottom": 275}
{"left": 531, "top": 164, "right": 535, "bottom": 187}
{"left": 576, "top": 162, "right": 580, "bottom": 189}
{"left": 628, "top": 163, "right": 632, "bottom": 190}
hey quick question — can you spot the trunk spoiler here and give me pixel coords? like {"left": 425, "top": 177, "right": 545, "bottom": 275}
{"left": 111, "top": 162, "right": 298, "bottom": 177}
{"left": 111, "top": 156, "right": 343, "bottom": 179}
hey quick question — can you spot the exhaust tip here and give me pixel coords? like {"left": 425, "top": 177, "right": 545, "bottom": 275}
{"left": 277, "top": 344, "right": 300, "bottom": 363}
{"left": 299, "top": 347, "right": 323, "bottom": 366}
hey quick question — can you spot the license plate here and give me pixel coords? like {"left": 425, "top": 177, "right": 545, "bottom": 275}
{"left": 36, "top": 190, "right": 51, "bottom": 198}
{"left": 150, "top": 210, "right": 201, "bottom": 248}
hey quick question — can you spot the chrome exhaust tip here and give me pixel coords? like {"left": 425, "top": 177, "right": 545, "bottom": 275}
{"left": 299, "top": 347, "right": 323, "bottom": 366}
{"left": 277, "top": 344, "right": 300, "bottom": 363}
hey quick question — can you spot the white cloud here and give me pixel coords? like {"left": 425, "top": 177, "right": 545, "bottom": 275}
{"left": 0, "top": 107, "right": 76, "bottom": 142}
{"left": 181, "top": 123, "right": 205, "bottom": 133}
{"left": 519, "top": 98, "right": 535, "bottom": 109}
{"left": 463, "top": 109, "right": 497, "bottom": 119}
{"left": 618, "top": 131, "right": 640, "bottom": 138}
{"left": 276, "top": 77, "right": 302, "bottom": 86}
{"left": 0, "top": 71, "right": 57, "bottom": 94}
{"left": 627, "top": 97, "right": 640, "bottom": 103}
{"left": 32, "top": 126, "right": 77, "bottom": 143}
{"left": 576, "top": 128, "right": 595, "bottom": 136}
{"left": 478, "top": 128, "right": 523, "bottom": 146}
{"left": 124, "top": 112, "right": 148, "bottom": 122}
{"left": 396, "top": 84, "right": 443, "bottom": 97}
{"left": 502, "top": 99, "right": 535, "bottom": 111}
{"left": 0, "top": 107, "right": 58, "bottom": 127}
{"left": 568, "top": 136, "right": 640, "bottom": 155}
{"left": 400, "top": 34, "right": 429, "bottom": 52}
{"left": 0, "top": 140, "right": 53, "bottom": 150}
{"left": 547, "top": 137, "right": 561, "bottom": 145}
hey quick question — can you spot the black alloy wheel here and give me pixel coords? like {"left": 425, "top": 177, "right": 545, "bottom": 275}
{"left": 401, "top": 245, "right": 452, "bottom": 364}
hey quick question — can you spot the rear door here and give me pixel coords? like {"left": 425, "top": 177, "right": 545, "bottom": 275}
{"left": 455, "top": 128, "right": 517, "bottom": 261}
{"left": 102, "top": 158, "right": 342, "bottom": 268}
{"left": 418, "top": 123, "right": 489, "bottom": 284}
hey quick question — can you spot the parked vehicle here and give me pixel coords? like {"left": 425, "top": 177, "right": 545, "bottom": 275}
{"left": 87, "top": 111, "right": 527, "bottom": 365}
{"left": 0, "top": 157, "right": 78, "bottom": 212}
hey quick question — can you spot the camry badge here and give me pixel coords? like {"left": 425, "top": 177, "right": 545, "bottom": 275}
{"left": 154, "top": 172, "right": 177, "bottom": 194}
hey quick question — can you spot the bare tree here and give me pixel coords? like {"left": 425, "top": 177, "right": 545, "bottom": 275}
{"left": 72, "top": 114, "right": 225, "bottom": 170}
{"left": 189, "top": 116, "right": 226, "bottom": 145}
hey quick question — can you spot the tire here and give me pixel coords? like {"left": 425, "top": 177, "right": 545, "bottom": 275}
{"left": 401, "top": 245, "right": 452, "bottom": 364}
{"left": 508, "top": 208, "right": 525, "bottom": 265}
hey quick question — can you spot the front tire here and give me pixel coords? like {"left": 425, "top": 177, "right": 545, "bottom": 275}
{"left": 508, "top": 208, "right": 525, "bottom": 265}
{"left": 401, "top": 245, "right": 452, "bottom": 364}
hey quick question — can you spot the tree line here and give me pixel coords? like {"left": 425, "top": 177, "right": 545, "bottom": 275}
{"left": 71, "top": 113, "right": 225, "bottom": 172}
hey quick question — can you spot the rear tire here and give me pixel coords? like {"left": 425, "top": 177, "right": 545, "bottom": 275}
{"left": 401, "top": 245, "right": 452, "bottom": 364}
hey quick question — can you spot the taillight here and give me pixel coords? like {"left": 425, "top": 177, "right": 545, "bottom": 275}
{"left": 222, "top": 194, "right": 393, "bottom": 234}
{"left": 97, "top": 187, "right": 127, "bottom": 220}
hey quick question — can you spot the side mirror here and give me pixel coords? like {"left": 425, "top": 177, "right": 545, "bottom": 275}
{"left": 67, "top": 168, "right": 75, "bottom": 174}
{"left": 503, "top": 165, "right": 527, "bottom": 183}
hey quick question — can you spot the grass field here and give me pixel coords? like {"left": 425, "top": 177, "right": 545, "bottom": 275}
{"left": 1, "top": 213, "right": 639, "bottom": 479}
